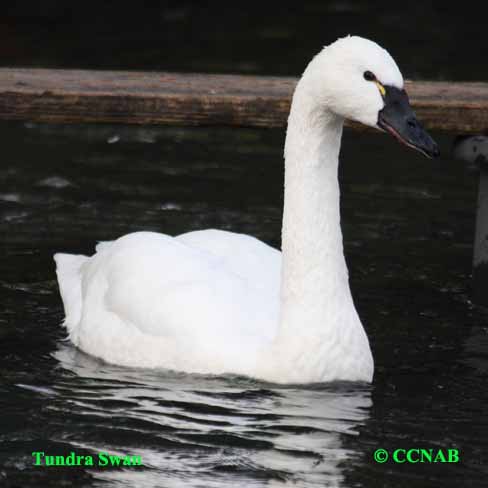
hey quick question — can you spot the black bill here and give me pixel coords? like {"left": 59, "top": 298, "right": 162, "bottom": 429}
{"left": 378, "top": 86, "right": 440, "bottom": 159}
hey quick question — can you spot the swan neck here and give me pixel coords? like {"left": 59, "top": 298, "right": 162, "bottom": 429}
{"left": 265, "top": 76, "right": 373, "bottom": 383}
{"left": 280, "top": 85, "right": 354, "bottom": 336}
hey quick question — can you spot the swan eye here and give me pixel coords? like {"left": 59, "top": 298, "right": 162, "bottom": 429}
{"left": 364, "top": 71, "right": 386, "bottom": 97}
{"left": 363, "top": 71, "right": 376, "bottom": 81}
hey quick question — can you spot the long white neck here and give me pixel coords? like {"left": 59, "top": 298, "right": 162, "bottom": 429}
{"left": 281, "top": 84, "right": 347, "bottom": 311}
{"left": 273, "top": 78, "right": 373, "bottom": 383}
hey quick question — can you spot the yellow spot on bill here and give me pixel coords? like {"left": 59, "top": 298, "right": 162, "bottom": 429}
{"left": 375, "top": 81, "right": 386, "bottom": 97}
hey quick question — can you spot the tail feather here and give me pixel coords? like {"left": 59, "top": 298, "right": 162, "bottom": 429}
{"left": 54, "top": 253, "right": 88, "bottom": 337}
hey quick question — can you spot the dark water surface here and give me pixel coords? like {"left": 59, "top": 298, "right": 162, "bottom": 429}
{"left": 1, "top": 121, "right": 487, "bottom": 487}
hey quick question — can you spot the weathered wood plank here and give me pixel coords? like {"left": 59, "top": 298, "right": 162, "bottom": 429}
{"left": 0, "top": 68, "right": 487, "bottom": 132}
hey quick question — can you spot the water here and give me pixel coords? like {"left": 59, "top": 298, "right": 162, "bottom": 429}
{"left": 1, "top": 120, "right": 487, "bottom": 487}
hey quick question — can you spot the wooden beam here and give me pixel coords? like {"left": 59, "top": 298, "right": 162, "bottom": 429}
{"left": 0, "top": 68, "right": 487, "bottom": 132}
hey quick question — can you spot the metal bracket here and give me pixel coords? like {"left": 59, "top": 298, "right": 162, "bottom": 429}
{"left": 453, "top": 135, "right": 488, "bottom": 305}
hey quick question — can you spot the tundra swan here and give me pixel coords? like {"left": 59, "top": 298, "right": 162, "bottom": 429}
{"left": 55, "top": 36, "right": 439, "bottom": 383}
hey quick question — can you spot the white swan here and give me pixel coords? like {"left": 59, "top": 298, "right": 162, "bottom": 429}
{"left": 54, "top": 36, "right": 439, "bottom": 383}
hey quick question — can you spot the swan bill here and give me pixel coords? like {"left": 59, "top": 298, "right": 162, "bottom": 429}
{"left": 377, "top": 86, "right": 440, "bottom": 159}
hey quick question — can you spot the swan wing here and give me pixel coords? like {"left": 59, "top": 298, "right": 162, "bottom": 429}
{"left": 176, "top": 229, "right": 281, "bottom": 294}
{"left": 54, "top": 230, "right": 281, "bottom": 374}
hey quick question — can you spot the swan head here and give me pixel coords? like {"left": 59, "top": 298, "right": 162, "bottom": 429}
{"left": 303, "top": 36, "right": 439, "bottom": 158}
